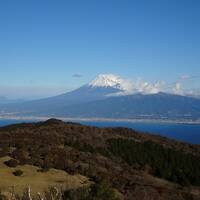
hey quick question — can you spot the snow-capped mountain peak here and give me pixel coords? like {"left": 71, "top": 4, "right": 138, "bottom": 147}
{"left": 88, "top": 74, "right": 125, "bottom": 90}
{"left": 88, "top": 74, "right": 163, "bottom": 96}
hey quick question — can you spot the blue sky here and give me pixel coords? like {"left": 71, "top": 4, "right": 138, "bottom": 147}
{"left": 0, "top": 0, "right": 200, "bottom": 98}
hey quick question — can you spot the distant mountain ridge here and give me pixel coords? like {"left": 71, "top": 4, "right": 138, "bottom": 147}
{"left": 0, "top": 74, "right": 200, "bottom": 121}
{"left": 58, "top": 92, "right": 200, "bottom": 120}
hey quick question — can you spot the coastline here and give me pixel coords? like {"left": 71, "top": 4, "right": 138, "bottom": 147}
{"left": 0, "top": 115, "right": 200, "bottom": 125}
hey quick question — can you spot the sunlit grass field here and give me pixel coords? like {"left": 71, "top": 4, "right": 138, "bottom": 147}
{"left": 0, "top": 156, "right": 89, "bottom": 195}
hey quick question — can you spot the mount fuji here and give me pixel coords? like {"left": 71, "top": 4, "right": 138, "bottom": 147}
{"left": 0, "top": 74, "right": 126, "bottom": 114}
{"left": 1, "top": 74, "right": 200, "bottom": 121}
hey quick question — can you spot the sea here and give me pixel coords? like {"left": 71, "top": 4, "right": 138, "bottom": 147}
{"left": 0, "top": 119, "right": 200, "bottom": 145}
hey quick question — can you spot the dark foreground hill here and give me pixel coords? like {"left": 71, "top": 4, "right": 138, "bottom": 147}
{"left": 0, "top": 119, "right": 200, "bottom": 200}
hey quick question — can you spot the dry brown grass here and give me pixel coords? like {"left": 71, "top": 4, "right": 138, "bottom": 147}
{"left": 0, "top": 156, "right": 90, "bottom": 195}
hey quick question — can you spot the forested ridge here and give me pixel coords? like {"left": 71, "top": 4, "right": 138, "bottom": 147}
{"left": 0, "top": 119, "right": 200, "bottom": 200}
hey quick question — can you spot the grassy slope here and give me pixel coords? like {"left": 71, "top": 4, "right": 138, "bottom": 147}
{"left": 0, "top": 156, "right": 89, "bottom": 195}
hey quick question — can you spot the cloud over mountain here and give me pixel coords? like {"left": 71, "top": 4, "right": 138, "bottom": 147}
{"left": 89, "top": 74, "right": 164, "bottom": 96}
{"left": 89, "top": 73, "right": 200, "bottom": 98}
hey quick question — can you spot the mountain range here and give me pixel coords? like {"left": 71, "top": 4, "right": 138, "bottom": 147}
{"left": 1, "top": 74, "right": 200, "bottom": 121}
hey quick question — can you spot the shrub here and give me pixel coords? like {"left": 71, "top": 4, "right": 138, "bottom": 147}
{"left": 0, "top": 192, "right": 7, "bottom": 200}
{"left": 63, "top": 186, "right": 90, "bottom": 200}
{"left": 90, "top": 181, "right": 121, "bottom": 200}
{"left": 63, "top": 182, "right": 121, "bottom": 200}
{"left": 13, "top": 169, "right": 23, "bottom": 176}
{"left": 4, "top": 159, "right": 18, "bottom": 168}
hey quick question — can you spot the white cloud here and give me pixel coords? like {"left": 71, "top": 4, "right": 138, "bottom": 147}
{"left": 173, "top": 82, "right": 182, "bottom": 95}
{"left": 183, "top": 88, "right": 200, "bottom": 98}
{"left": 180, "top": 75, "right": 191, "bottom": 80}
{"left": 95, "top": 74, "right": 165, "bottom": 96}
{"left": 72, "top": 74, "right": 83, "bottom": 78}
{"left": 134, "top": 79, "right": 164, "bottom": 94}
{"left": 171, "top": 74, "right": 200, "bottom": 96}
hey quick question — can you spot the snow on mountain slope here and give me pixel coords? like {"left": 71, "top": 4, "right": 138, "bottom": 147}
{"left": 88, "top": 74, "right": 134, "bottom": 94}
{"left": 1, "top": 74, "right": 200, "bottom": 120}
{"left": 89, "top": 74, "right": 123, "bottom": 88}
{"left": 88, "top": 74, "right": 163, "bottom": 96}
